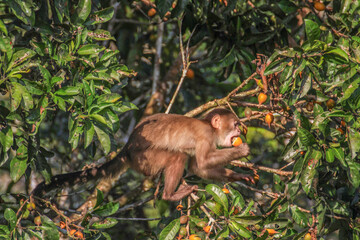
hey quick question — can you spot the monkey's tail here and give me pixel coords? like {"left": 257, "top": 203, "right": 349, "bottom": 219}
{"left": 31, "top": 152, "right": 130, "bottom": 202}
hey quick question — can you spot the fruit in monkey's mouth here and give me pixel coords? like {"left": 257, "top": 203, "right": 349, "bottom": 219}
{"left": 232, "top": 137, "right": 242, "bottom": 147}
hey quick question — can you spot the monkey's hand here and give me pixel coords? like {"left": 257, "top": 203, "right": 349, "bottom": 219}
{"left": 231, "top": 173, "right": 255, "bottom": 184}
{"left": 234, "top": 143, "right": 250, "bottom": 158}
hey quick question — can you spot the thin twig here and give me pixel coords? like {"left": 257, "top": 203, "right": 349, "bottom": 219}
{"left": 114, "top": 217, "right": 161, "bottom": 221}
{"left": 165, "top": 21, "right": 197, "bottom": 114}
{"left": 231, "top": 160, "right": 293, "bottom": 176}
{"left": 152, "top": 21, "right": 164, "bottom": 94}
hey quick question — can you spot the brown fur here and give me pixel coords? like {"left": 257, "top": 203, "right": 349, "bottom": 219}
{"left": 32, "top": 108, "right": 253, "bottom": 205}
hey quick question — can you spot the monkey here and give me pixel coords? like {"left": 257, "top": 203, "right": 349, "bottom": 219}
{"left": 32, "top": 108, "right": 253, "bottom": 207}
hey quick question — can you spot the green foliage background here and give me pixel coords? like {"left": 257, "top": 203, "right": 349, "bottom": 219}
{"left": 0, "top": 0, "right": 360, "bottom": 239}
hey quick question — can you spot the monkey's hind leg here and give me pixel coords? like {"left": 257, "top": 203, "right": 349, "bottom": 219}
{"left": 161, "top": 153, "right": 198, "bottom": 201}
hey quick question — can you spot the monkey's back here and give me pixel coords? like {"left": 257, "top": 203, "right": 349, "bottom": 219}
{"left": 126, "top": 113, "right": 212, "bottom": 152}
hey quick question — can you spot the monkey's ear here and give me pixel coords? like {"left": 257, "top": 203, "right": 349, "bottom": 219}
{"left": 211, "top": 114, "right": 221, "bottom": 129}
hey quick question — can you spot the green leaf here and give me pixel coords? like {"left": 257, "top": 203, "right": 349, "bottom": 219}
{"left": 10, "top": 156, "right": 27, "bottom": 182}
{"left": 348, "top": 128, "right": 360, "bottom": 159}
{"left": 54, "top": 86, "right": 80, "bottom": 96}
{"left": 205, "top": 200, "right": 223, "bottom": 216}
{"left": 90, "top": 114, "right": 108, "bottom": 125}
{"left": 10, "top": 81, "right": 34, "bottom": 111}
{"left": 155, "top": 0, "right": 172, "bottom": 17}
{"left": 332, "top": 147, "right": 345, "bottom": 163}
{"left": 300, "top": 158, "right": 318, "bottom": 194}
{"left": 40, "top": 216, "right": 60, "bottom": 240}
{"left": 0, "top": 126, "right": 13, "bottom": 153}
{"left": 92, "top": 218, "right": 118, "bottom": 229}
{"left": 205, "top": 184, "right": 228, "bottom": 211}
{"left": 94, "top": 124, "right": 111, "bottom": 154}
{"left": 298, "top": 128, "right": 316, "bottom": 146}
{"left": 326, "top": 148, "right": 335, "bottom": 163}
{"left": 305, "top": 19, "right": 320, "bottom": 42}
{"left": 35, "top": 153, "right": 52, "bottom": 184}
{"left": 290, "top": 205, "right": 308, "bottom": 227}
{"left": 7, "top": 48, "right": 36, "bottom": 72}
{"left": 264, "top": 59, "right": 288, "bottom": 76}
{"left": 0, "top": 19, "right": 8, "bottom": 35}
{"left": 229, "top": 220, "right": 251, "bottom": 238}
{"left": 88, "top": 7, "right": 114, "bottom": 25}
{"left": 158, "top": 218, "right": 180, "bottom": 240}
{"left": 78, "top": 44, "right": 105, "bottom": 55}
{"left": 54, "top": 0, "right": 68, "bottom": 23}
{"left": 325, "top": 48, "right": 349, "bottom": 62}
{"left": 347, "top": 160, "right": 360, "bottom": 188}
{"left": 88, "top": 29, "right": 115, "bottom": 41}
{"left": 4, "top": 208, "right": 16, "bottom": 230}
{"left": 84, "top": 120, "right": 95, "bottom": 148}
{"left": 94, "top": 189, "right": 104, "bottom": 209}
{"left": 93, "top": 202, "right": 119, "bottom": 217}
{"left": 71, "top": 0, "right": 91, "bottom": 25}
{"left": 230, "top": 216, "right": 262, "bottom": 225}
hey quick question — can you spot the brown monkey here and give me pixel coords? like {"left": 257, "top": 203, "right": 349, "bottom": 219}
{"left": 32, "top": 108, "right": 253, "bottom": 204}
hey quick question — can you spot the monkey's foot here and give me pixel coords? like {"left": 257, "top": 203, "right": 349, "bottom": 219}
{"left": 233, "top": 174, "right": 255, "bottom": 184}
{"left": 162, "top": 184, "right": 198, "bottom": 201}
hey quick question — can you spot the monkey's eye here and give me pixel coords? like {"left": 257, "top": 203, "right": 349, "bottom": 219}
{"left": 234, "top": 122, "right": 240, "bottom": 128}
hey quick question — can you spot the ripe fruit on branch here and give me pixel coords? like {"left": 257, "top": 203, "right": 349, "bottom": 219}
{"left": 244, "top": 107, "right": 252, "bottom": 119}
{"left": 179, "top": 227, "right": 187, "bottom": 236}
{"left": 314, "top": 1, "right": 325, "bottom": 11}
{"left": 203, "top": 225, "right": 211, "bottom": 233}
{"left": 304, "top": 233, "right": 312, "bottom": 240}
{"left": 176, "top": 204, "right": 183, "bottom": 211}
{"left": 266, "top": 229, "right": 278, "bottom": 236}
{"left": 179, "top": 215, "right": 188, "bottom": 224}
{"left": 265, "top": 113, "right": 274, "bottom": 128}
{"left": 147, "top": 8, "right": 156, "bottom": 17}
{"left": 34, "top": 216, "right": 41, "bottom": 226}
{"left": 186, "top": 69, "right": 195, "bottom": 79}
{"left": 258, "top": 93, "right": 267, "bottom": 105}
{"left": 74, "top": 231, "right": 84, "bottom": 238}
{"left": 222, "top": 188, "right": 230, "bottom": 194}
{"left": 326, "top": 99, "right": 335, "bottom": 110}
{"left": 189, "top": 234, "right": 201, "bottom": 240}
{"left": 232, "top": 137, "right": 243, "bottom": 147}
{"left": 59, "top": 221, "right": 66, "bottom": 229}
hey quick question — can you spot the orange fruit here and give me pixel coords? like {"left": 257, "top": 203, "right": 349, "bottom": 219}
{"left": 266, "top": 229, "right": 278, "bottom": 236}
{"left": 304, "top": 233, "right": 312, "bottom": 240}
{"left": 326, "top": 99, "right": 335, "bottom": 109}
{"left": 222, "top": 188, "right": 230, "bottom": 194}
{"left": 189, "top": 234, "right": 201, "bottom": 240}
{"left": 232, "top": 137, "right": 242, "bottom": 147}
{"left": 186, "top": 69, "right": 195, "bottom": 79}
{"left": 341, "top": 120, "right": 346, "bottom": 127}
{"left": 203, "top": 225, "right": 211, "bottom": 233}
{"left": 69, "top": 229, "right": 77, "bottom": 236}
{"left": 314, "top": 2, "right": 325, "bottom": 11}
{"left": 179, "top": 215, "right": 188, "bottom": 224}
{"left": 265, "top": 113, "right": 274, "bottom": 128}
{"left": 254, "top": 174, "right": 260, "bottom": 182}
{"left": 74, "top": 231, "right": 84, "bottom": 239}
{"left": 300, "top": 151, "right": 305, "bottom": 155}
{"left": 336, "top": 128, "right": 344, "bottom": 135}
{"left": 34, "top": 216, "right": 41, "bottom": 226}
{"left": 59, "top": 221, "right": 66, "bottom": 229}
{"left": 258, "top": 93, "right": 267, "bottom": 105}
{"left": 176, "top": 204, "right": 183, "bottom": 211}
{"left": 147, "top": 8, "right": 157, "bottom": 17}
{"left": 27, "top": 202, "right": 36, "bottom": 211}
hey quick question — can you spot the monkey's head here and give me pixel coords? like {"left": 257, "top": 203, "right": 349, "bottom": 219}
{"left": 204, "top": 108, "right": 241, "bottom": 147}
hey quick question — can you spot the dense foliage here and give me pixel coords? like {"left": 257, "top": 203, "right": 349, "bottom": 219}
{"left": 1, "top": 0, "right": 360, "bottom": 239}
